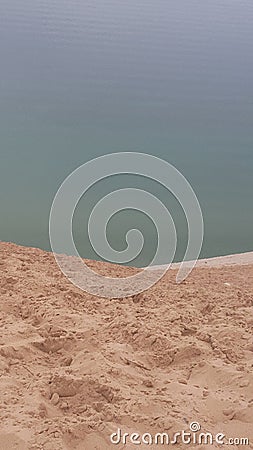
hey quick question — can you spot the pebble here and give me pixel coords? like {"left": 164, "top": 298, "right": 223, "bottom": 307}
{"left": 51, "top": 393, "right": 60, "bottom": 406}
{"left": 178, "top": 378, "right": 188, "bottom": 385}
{"left": 143, "top": 380, "right": 154, "bottom": 388}
{"left": 203, "top": 389, "right": 209, "bottom": 398}
{"left": 223, "top": 407, "right": 235, "bottom": 416}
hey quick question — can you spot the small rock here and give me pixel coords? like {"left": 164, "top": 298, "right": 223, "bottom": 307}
{"left": 223, "top": 407, "right": 235, "bottom": 417}
{"left": 51, "top": 393, "right": 60, "bottom": 406}
{"left": 203, "top": 389, "right": 209, "bottom": 398}
{"left": 143, "top": 380, "right": 154, "bottom": 388}
{"left": 178, "top": 378, "right": 188, "bottom": 385}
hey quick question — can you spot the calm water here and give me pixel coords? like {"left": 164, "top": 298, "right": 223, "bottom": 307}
{"left": 0, "top": 0, "right": 253, "bottom": 266}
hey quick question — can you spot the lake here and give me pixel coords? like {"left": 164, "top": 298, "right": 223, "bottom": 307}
{"left": 0, "top": 0, "right": 252, "bottom": 266}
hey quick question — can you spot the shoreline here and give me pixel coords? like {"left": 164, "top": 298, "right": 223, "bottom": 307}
{"left": 149, "top": 251, "right": 253, "bottom": 270}
{"left": 1, "top": 240, "right": 253, "bottom": 269}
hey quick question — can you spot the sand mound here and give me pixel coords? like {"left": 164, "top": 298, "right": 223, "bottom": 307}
{"left": 0, "top": 242, "right": 253, "bottom": 449}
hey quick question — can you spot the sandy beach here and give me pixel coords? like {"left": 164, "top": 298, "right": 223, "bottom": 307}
{"left": 152, "top": 251, "right": 253, "bottom": 270}
{"left": 0, "top": 241, "right": 253, "bottom": 449}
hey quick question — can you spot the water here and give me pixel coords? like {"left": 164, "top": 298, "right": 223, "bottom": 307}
{"left": 0, "top": 0, "right": 252, "bottom": 266}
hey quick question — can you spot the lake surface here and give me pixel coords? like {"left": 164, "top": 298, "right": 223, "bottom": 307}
{"left": 0, "top": 0, "right": 252, "bottom": 266}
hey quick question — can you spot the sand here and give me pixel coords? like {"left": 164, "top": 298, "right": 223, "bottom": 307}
{"left": 151, "top": 251, "right": 253, "bottom": 270}
{"left": 0, "top": 241, "right": 253, "bottom": 449}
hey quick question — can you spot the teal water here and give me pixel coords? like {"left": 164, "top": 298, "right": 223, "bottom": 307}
{"left": 0, "top": 0, "right": 252, "bottom": 266}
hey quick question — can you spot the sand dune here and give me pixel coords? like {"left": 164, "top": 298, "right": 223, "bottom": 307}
{"left": 0, "top": 242, "right": 253, "bottom": 449}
